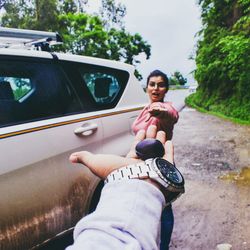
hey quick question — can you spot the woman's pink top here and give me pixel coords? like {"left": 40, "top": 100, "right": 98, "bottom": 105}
{"left": 132, "top": 102, "right": 179, "bottom": 140}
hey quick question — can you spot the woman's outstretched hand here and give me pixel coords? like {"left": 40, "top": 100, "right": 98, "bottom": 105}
{"left": 148, "top": 102, "right": 171, "bottom": 119}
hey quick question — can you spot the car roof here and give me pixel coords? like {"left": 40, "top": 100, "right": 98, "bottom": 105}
{"left": 0, "top": 48, "right": 135, "bottom": 72}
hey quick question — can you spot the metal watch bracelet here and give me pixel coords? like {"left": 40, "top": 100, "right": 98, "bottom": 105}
{"left": 104, "top": 159, "right": 156, "bottom": 184}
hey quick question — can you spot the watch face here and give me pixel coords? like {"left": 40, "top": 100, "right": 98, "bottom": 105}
{"left": 155, "top": 158, "right": 184, "bottom": 186}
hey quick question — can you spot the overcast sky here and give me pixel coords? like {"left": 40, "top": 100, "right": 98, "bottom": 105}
{"left": 87, "top": 0, "right": 202, "bottom": 85}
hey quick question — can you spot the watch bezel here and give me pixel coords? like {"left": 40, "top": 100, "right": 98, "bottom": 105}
{"left": 151, "top": 158, "right": 185, "bottom": 189}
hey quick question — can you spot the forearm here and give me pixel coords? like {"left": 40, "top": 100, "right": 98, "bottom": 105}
{"left": 67, "top": 180, "right": 165, "bottom": 250}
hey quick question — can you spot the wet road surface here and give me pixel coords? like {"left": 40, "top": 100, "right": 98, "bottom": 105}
{"left": 171, "top": 107, "right": 250, "bottom": 250}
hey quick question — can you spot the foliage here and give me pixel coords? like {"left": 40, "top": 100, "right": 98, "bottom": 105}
{"left": 0, "top": 0, "right": 151, "bottom": 80}
{"left": 169, "top": 71, "right": 187, "bottom": 86}
{"left": 57, "top": 12, "right": 150, "bottom": 79}
{"left": 186, "top": 92, "right": 250, "bottom": 125}
{"left": 99, "top": 0, "right": 126, "bottom": 29}
{"left": 0, "top": 0, "right": 8, "bottom": 9}
{"left": 1, "top": 0, "right": 60, "bottom": 30}
{"left": 194, "top": 0, "right": 250, "bottom": 122}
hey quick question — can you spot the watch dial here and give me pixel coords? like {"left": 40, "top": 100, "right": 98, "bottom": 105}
{"left": 156, "top": 158, "right": 184, "bottom": 186}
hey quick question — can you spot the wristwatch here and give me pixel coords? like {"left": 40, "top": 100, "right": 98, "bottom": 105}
{"left": 105, "top": 158, "right": 185, "bottom": 204}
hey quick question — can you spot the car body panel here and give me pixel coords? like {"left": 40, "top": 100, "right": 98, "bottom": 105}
{"left": 0, "top": 48, "right": 147, "bottom": 249}
{"left": 0, "top": 116, "right": 103, "bottom": 249}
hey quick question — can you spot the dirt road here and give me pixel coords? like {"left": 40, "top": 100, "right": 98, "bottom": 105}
{"left": 170, "top": 107, "right": 250, "bottom": 250}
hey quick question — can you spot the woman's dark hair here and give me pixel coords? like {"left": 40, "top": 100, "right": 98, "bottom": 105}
{"left": 146, "top": 70, "right": 169, "bottom": 89}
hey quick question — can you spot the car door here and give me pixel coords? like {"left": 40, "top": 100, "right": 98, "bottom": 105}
{"left": 70, "top": 61, "right": 140, "bottom": 156}
{"left": 0, "top": 56, "right": 103, "bottom": 250}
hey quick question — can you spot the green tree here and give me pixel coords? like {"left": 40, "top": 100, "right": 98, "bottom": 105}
{"left": 99, "top": 0, "right": 126, "bottom": 29}
{"left": 58, "top": 0, "right": 88, "bottom": 13}
{"left": 58, "top": 13, "right": 109, "bottom": 56}
{"left": 0, "top": 0, "right": 151, "bottom": 80}
{"left": 169, "top": 71, "right": 187, "bottom": 86}
{"left": 57, "top": 12, "right": 150, "bottom": 79}
{"left": 191, "top": 0, "right": 250, "bottom": 121}
{"left": 0, "top": 0, "right": 8, "bottom": 9}
{"left": 1, "top": 0, "right": 60, "bottom": 30}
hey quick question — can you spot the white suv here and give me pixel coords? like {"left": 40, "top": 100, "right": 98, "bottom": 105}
{"left": 0, "top": 28, "right": 147, "bottom": 249}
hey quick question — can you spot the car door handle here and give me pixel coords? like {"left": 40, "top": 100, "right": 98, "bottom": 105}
{"left": 74, "top": 123, "right": 98, "bottom": 136}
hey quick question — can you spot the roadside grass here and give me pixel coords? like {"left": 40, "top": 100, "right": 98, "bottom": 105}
{"left": 185, "top": 94, "right": 250, "bottom": 126}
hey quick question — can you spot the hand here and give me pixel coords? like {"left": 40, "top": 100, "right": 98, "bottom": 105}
{"left": 69, "top": 125, "right": 174, "bottom": 179}
{"left": 148, "top": 103, "right": 168, "bottom": 119}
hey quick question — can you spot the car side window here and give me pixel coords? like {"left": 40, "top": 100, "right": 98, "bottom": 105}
{"left": 0, "top": 58, "right": 83, "bottom": 128}
{"left": 0, "top": 77, "right": 33, "bottom": 101}
{"left": 83, "top": 73, "right": 120, "bottom": 105}
{"left": 76, "top": 64, "right": 129, "bottom": 110}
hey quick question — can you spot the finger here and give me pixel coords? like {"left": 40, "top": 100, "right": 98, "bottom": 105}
{"left": 146, "top": 125, "right": 157, "bottom": 138}
{"left": 69, "top": 151, "right": 91, "bottom": 164}
{"left": 150, "top": 103, "right": 161, "bottom": 109}
{"left": 126, "top": 129, "right": 146, "bottom": 158}
{"left": 135, "top": 129, "right": 146, "bottom": 141}
{"left": 163, "top": 140, "right": 174, "bottom": 164}
{"left": 150, "top": 107, "right": 160, "bottom": 111}
{"left": 69, "top": 151, "right": 102, "bottom": 175}
{"left": 159, "top": 107, "right": 168, "bottom": 112}
{"left": 149, "top": 108, "right": 160, "bottom": 114}
{"left": 156, "top": 130, "right": 166, "bottom": 145}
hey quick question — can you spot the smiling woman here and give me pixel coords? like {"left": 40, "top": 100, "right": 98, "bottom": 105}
{"left": 147, "top": 76, "right": 167, "bottom": 103}
{"left": 132, "top": 69, "right": 178, "bottom": 140}
{"left": 131, "top": 69, "right": 179, "bottom": 250}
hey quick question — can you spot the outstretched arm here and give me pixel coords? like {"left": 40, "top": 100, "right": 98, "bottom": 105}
{"left": 67, "top": 125, "right": 174, "bottom": 250}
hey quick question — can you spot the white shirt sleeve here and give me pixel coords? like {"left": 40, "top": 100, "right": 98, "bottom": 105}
{"left": 66, "top": 179, "right": 165, "bottom": 250}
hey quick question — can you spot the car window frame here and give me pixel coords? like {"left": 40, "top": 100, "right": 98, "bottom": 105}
{"left": 0, "top": 55, "right": 84, "bottom": 128}
{"left": 59, "top": 60, "right": 130, "bottom": 111}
